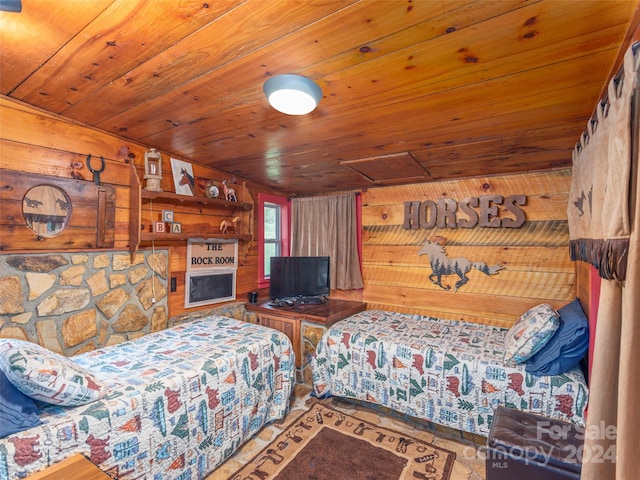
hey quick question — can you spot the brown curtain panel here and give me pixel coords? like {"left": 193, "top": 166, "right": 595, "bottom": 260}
{"left": 291, "top": 193, "right": 364, "bottom": 291}
{"left": 568, "top": 45, "right": 640, "bottom": 480}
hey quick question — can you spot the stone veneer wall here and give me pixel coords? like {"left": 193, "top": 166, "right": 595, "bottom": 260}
{"left": 0, "top": 250, "right": 169, "bottom": 356}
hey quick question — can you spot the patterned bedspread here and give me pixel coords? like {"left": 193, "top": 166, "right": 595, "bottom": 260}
{"left": 0, "top": 316, "right": 295, "bottom": 479}
{"left": 312, "top": 310, "right": 588, "bottom": 437}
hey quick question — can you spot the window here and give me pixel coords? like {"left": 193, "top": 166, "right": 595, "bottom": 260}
{"left": 258, "top": 193, "right": 289, "bottom": 288}
{"left": 263, "top": 203, "right": 280, "bottom": 275}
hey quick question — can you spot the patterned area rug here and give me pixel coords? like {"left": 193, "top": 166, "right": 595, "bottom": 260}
{"left": 228, "top": 401, "right": 456, "bottom": 480}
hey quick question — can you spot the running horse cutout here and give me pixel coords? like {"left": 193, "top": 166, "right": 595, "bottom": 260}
{"left": 418, "top": 237, "right": 504, "bottom": 292}
{"left": 178, "top": 168, "right": 196, "bottom": 195}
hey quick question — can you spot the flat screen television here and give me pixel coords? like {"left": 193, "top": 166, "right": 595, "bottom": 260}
{"left": 269, "top": 256, "right": 330, "bottom": 300}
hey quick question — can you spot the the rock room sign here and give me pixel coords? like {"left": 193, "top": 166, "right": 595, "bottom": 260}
{"left": 403, "top": 195, "right": 526, "bottom": 230}
{"left": 187, "top": 239, "right": 238, "bottom": 269}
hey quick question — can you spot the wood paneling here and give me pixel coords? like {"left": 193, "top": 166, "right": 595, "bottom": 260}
{"left": 360, "top": 169, "right": 574, "bottom": 327}
{"left": 0, "top": 100, "right": 275, "bottom": 319}
{"left": 1, "top": 1, "right": 638, "bottom": 195}
{"left": 575, "top": 260, "right": 593, "bottom": 318}
{"left": 0, "top": 98, "right": 583, "bottom": 329}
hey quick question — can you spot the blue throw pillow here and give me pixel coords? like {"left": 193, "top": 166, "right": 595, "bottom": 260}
{"left": 525, "top": 298, "right": 589, "bottom": 376}
{"left": 0, "top": 369, "right": 42, "bottom": 438}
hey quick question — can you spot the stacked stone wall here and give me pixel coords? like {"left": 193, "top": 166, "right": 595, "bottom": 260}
{"left": 0, "top": 250, "right": 168, "bottom": 356}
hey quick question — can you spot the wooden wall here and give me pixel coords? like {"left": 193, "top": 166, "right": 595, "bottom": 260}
{"left": 1, "top": 96, "right": 577, "bottom": 329}
{"left": 359, "top": 170, "right": 574, "bottom": 328}
{"left": 0, "top": 97, "right": 277, "bottom": 319}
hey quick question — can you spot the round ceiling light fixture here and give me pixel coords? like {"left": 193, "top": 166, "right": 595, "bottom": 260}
{"left": 263, "top": 74, "right": 322, "bottom": 115}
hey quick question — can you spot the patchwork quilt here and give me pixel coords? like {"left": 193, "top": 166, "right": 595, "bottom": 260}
{"left": 0, "top": 316, "right": 295, "bottom": 479}
{"left": 312, "top": 310, "right": 588, "bottom": 437}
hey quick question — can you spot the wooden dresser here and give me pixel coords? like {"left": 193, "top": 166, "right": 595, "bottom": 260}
{"left": 246, "top": 298, "right": 366, "bottom": 383}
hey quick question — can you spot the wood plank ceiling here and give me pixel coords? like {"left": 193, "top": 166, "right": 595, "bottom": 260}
{"left": 1, "top": 0, "right": 639, "bottom": 195}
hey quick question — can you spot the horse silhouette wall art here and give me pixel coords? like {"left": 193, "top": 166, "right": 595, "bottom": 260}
{"left": 418, "top": 239, "right": 504, "bottom": 292}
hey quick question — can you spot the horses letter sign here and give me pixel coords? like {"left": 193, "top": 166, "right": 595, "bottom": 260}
{"left": 403, "top": 195, "right": 526, "bottom": 230}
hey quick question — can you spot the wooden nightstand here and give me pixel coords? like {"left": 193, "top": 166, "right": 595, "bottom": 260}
{"left": 28, "top": 454, "right": 109, "bottom": 480}
{"left": 246, "top": 298, "right": 366, "bottom": 383}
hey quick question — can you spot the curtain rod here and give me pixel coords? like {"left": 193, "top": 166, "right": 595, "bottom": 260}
{"left": 574, "top": 41, "right": 640, "bottom": 156}
{"left": 580, "top": 41, "right": 640, "bottom": 145}
{"left": 288, "top": 191, "right": 361, "bottom": 200}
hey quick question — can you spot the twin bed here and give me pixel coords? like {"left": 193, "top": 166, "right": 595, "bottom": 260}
{"left": 0, "top": 315, "right": 294, "bottom": 480}
{"left": 312, "top": 309, "right": 589, "bottom": 437}
{"left": 0, "top": 306, "right": 589, "bottom": 479}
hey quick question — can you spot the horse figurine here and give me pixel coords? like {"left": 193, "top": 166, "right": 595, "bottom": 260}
{"left": 178, "top": 168, "right": 195, "bottom": 195}
{"left": 418, "top": 239, "right": 504, "bottom": 292}
{"left": 222, "top": 180, "right": 237, "bottom": 202}
{"left": 220, "top": 216, "right": 241, "bottom": 234}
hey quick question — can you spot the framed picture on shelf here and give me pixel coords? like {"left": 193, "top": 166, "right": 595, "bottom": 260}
{"left": 171, "top": 222, "right": 182, "bottom": 233}
{"left": 162, "top": 209, "right": 174, "bottom": 222}
{"left": 153, "top": 221, "right": 166, "bottom": 233}
{"left": 170, "top": 158, "right": 195, "bottom": 196}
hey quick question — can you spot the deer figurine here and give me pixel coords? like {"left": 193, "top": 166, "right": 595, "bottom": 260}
{"left": 220, "top": 216, "right": 241, "bottom": 234}
{"left": 222, "top": 180, "right": 237, "bottom": 202}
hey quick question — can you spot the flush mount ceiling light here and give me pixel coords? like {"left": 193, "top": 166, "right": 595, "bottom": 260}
{"left": 263, "top": 74, "right": 322, "bottom": 115}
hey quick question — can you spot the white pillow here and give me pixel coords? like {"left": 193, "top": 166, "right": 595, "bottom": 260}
{"left": 0, "top": 339, "right": 107, "bottom": 406}
{"left": 503, "top": 304, "right": 560, "bottom": 366}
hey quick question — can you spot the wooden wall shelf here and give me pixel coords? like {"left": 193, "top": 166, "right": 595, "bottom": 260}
{"left": 129, "top": 164, "right": 252, "bottom": 260}
{"left": 141, "top": 189, "right": 252, "bottom": 210}
{"left": 140, "top": 232, "right": 251, "bottom": 242}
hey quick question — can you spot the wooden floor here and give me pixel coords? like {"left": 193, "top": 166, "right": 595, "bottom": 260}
{"left": 206, "top": 384, "right": 487, "bottom": 480}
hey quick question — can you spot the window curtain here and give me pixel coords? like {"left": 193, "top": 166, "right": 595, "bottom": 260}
{"left": 568, "top": 45, "right": 639, "bottom": 480}
{"left": 290, "top": 193, "right": 364, "bottom": 291}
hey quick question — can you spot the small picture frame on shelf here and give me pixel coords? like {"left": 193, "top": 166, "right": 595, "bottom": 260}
{"left": 171, "top": 222, "right": 182, "bottom": 234}
{"left": 153, "top": 221, "right": 166, "bottom": 233}
{"left": 162, "top": 209, "right": 174, "bottom": 222}
{"left": 170, "top": 158, "right": 195, "bottom": 196}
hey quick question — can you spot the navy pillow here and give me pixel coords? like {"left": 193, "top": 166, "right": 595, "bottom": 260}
{"left": 525, "top": 298, "right": 589, "bottom": 376}
{"left": 0, "top": 369, "right": 42, "bottom": 438}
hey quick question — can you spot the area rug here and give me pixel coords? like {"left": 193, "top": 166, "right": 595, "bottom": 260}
{"left": 228, "top": 401, "right": 456, "bottom": 480}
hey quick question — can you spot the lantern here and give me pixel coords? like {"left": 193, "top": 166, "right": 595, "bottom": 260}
{"left": 144, "top": 148, "right": 162, "bottom": 191}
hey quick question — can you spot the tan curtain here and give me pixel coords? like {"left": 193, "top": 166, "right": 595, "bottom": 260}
{"left": 569, "top": 45, "right": 640, "bottom": 480}
{"left": 291, "top": 193, "right": 364, "bottom": 290}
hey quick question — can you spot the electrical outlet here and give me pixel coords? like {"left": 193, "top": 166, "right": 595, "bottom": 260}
{"left": 170, "top": 276, "right": 177, "bottom": 292}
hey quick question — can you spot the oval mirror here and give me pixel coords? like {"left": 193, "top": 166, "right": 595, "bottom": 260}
{"left": 23, "top": 185, "right": 71, "bottom": 237}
